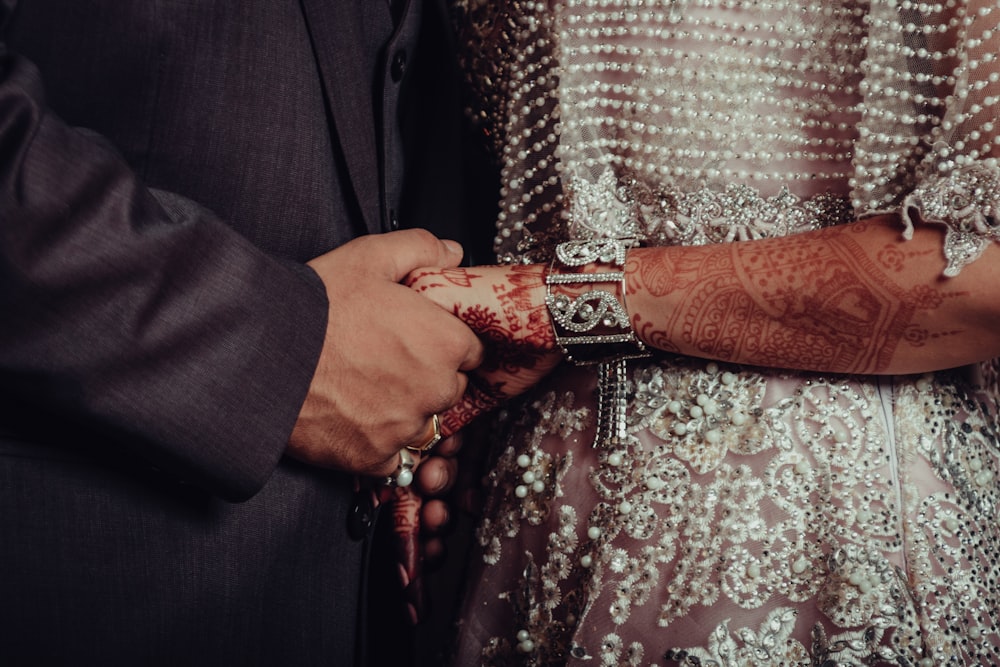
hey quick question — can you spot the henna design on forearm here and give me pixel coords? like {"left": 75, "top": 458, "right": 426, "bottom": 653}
{"left": 899, "top": 285, "right": 966, "bottom": 348}
{"left": 631, "top": 224, "right": 962, "bottom": 374}
{"left": 877, "top": 243, "right": 937, "bottom": 273}
{"left": 627, "top": 249, "right": 697, "bottom": 354}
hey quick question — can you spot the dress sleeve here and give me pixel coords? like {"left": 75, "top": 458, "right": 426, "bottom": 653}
{"left": 899, "top": 0, "right": 1000, "bottom": 277}
{"left": 855, "top": 0, "right": 1000, "bottom": 277}
{"left": 901, "top": 162, "right": 1000, "bottom": 277}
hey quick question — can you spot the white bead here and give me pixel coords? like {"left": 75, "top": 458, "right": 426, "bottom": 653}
{"left": 587, "top": 526, "right": 601, "bottom": 540}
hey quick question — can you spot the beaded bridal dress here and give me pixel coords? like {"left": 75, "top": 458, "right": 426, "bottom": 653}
{"left": 449, "top": 0, "right": 1000, "bottom": 665}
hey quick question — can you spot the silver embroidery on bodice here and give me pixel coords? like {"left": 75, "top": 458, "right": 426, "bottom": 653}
{"left": 450, "top": 0, "right": 1000, "bottom": 664}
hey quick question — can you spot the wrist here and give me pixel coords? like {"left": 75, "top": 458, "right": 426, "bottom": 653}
{"left": 544, "top": 238, "right": 649, "bottom": 365}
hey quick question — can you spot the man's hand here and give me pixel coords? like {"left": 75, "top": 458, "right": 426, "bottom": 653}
{"left": 287, "top": 230, "right": 484, "bottom": 478}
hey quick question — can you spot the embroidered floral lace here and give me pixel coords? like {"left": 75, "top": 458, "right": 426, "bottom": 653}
{"left": 450, "top": 0, "right": 1000, "bottom": 664}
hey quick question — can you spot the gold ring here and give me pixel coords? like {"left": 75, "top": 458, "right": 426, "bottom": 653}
{"left": 407, "top": 414, "right": 442, "bottom": 454}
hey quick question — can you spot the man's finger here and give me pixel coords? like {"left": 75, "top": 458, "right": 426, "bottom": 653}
{"left": 368, "top": 229, "right": 465, "bottom": 281}
{"left": 434, "top": 433, "right": 464, "bottom": 457}
{"left": 420, "top": 498, "right": 451, "bottom": 535}
{"left": 415, "top": 456, "right": 456, "bottom": 496}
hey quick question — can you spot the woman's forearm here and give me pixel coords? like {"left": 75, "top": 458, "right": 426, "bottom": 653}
{"left": 625, "top": 215, "right": 1000, "bottom": 374}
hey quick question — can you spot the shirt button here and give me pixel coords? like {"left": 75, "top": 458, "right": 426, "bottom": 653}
{"left": 389, "top": 209, "right": 400, "bottom": 231}
{"left": 347, "top": 492, "right": 375, "bottom": 541}
{"left": 390, "top": 50, "right": 407, "bottom": 82}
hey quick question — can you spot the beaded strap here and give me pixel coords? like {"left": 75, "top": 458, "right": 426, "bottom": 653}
{"left": 544, "top": 238, "right": 650, "bottom": 366}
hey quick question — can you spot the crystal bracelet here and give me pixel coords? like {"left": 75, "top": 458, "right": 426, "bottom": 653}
{"left": 544, "top": 238, "right": 650, "bottom": 366}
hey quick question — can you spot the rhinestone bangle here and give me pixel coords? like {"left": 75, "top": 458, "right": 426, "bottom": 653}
{"left": 544, "top": 238, "right": 650, "bottom": 366}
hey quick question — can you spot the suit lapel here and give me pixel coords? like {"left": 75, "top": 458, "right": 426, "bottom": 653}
{"left": 299, "top": 0, "right": 383, "bottom": 235}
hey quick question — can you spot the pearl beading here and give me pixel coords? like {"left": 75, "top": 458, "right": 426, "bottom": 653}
{"left": 454, "top": 0, "right": 1000, "bottom": 268}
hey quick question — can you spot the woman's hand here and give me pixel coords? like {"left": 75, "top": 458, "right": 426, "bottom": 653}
{"left": 407, "top": 263, "right": 563, "bottom": 434}
{"left": 380, "top": 263, "right": 560, "bottom": 626}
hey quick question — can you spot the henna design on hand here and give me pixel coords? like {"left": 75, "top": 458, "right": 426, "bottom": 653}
{"left": 445, "top": 264, "right": 554, "bottom": 380}
{"left": 459, "top": 304, "right": 545, "bottom": 373}
{"left": 406, "top": 267, "right": 480, "bottom": 289}
{"left": 439, "top": 374, "right": 501, "bottom": 436}
{"left": 494, "top": 264, "right": 556, "bottom": 352}
{"left": 377, "top": 485, "right": 427, "bottom": 625}
{"left": 411, "top": 263, "right": 559, "bottom": 432}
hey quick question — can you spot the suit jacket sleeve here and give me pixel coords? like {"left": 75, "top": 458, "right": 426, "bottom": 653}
{"left": 0, "top": 43, "right": 328, "bottom": 501}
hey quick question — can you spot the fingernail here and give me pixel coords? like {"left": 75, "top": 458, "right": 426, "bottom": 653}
{"left": 397, "top": 563, "right": 410, "bottom": 587}
{"left": 443, "top": 239, "right": 463, "bottom": 255}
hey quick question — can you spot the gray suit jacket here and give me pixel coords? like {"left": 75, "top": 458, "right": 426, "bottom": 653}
{"left": 0, "top": 0, "right": 473, "bottom": 664}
